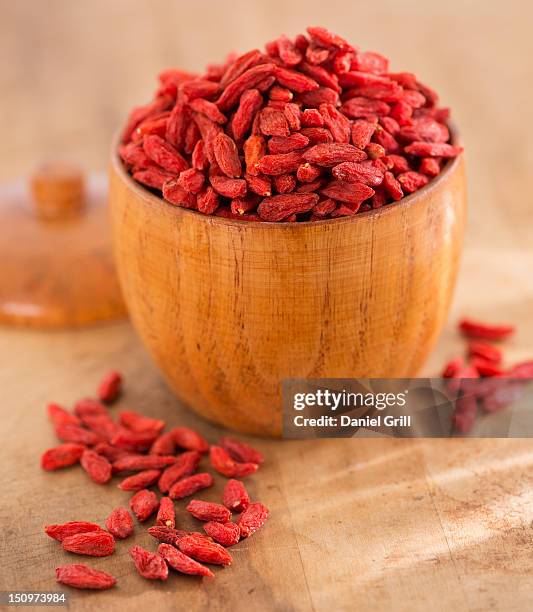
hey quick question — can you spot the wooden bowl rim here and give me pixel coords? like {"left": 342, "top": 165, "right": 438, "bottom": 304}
{"left": 111, "top": 131, "right": 463, "bottom": 229}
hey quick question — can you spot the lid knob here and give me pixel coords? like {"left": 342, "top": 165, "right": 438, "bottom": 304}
{"left": 31, "top": 161, "right": 85, "bottom": 219}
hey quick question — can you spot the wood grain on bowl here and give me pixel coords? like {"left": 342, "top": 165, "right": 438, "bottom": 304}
{"left": 109, "top": 150, "right": 466, "bottom": 436}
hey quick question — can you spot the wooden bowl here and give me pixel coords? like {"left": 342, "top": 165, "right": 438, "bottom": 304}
{"left": 109, "top": 146, "right": 466, "bottom": 436}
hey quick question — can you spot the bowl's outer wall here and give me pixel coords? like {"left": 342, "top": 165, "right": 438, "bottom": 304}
{"left": 109, "top": 156, "right": 467, "bottom": 436}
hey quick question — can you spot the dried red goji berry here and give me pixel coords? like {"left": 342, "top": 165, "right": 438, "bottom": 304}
{"left": 186, "top": 499, "right": 232, "bottom": 523}
{"left": 273, "top": 173, "right": 296, "bottom": 194}
{"left": 197, "top": 186, "right": 220, "bottom": 214}
{"left": 471, "top": 357, "right": 504, "bottom": 377}
{"left": 220, "top": 437, "right": 265, "bottom": 465}
{"left": 459, "top": 319, "right": 515, "bottom": 341}
{"left": 237, "top": 502, "right": 270, "bottom": 538}
{"left": 158, "top": 543, "right": 214, "bottom": 577}
{"left": 55, "top": 564, "right": 117, "bottom": 590}
{"left": 62, "top": 531, "right": 115, "bottom": 557}
{"left": 80, "top": 449, "right": 112, "bottom": 484}
{"left": 47, "top": 403, "right": 80, "bottom": 427}
{"left": 111, "top": 428, "right": 160, "bottom": 452}
{"left": 156, "top": 496, "right": 176, "bottom": 528}
{"left": 41, "top": 443, "right": 85, "bottom": 471}
{"left": 119, "top": 411, "right": 165, "bottom": 434}
{"left": 130, "top": 545, "right": 168, "bottom": 581}
{"left": 149, "top": 432, "right": 176, "bottom": 456}
{"left": 203, "top": 521, "right": 240, "bottom": 547}
{"left": 468, "top": 341, "right": 503, "bottom": 365}
{"left": 112, "top": 454, "right": 175, "bottom": 473}
{"left": 97, "top": 371, "right": 122, "bottom": 404}
{"left": 177, "top": 168, "right": 205, "bottom": 194}
{"left": 55, "top": 423, "right": 101, "bottom": 446}
{"left": 148, "top": 525, "right": 189, "bottom": 546}
{"left": 213, "top": 133, "right": 242, "bottom": 177}
{"left": 158, "top": 451, "right": 201, "bottom": 493}
{"left": 130, "top": 489, "right": 160, "bottom": 522}
{"left": 222, "top": 479, "right": 250, "bottom": 512}
{"left": 118, "top": 469, "right": 161, "bottom": 491}
{"left": 210, "top": 175, "right": 247, "bottom": 199}
{"left": 442, "top": 356, "right": 464, "bottom": 378}
{"left": 178, "top": 534, "right": 232, "bottom": 566}
{"left": 209, "top": 446, "right": 259, "bottom": 478}
{"left": 171, "top": 427, "right": 209, "bottom": 453}
{"left": 169, "top": 473, "right": 214, "bottom": 500}
{"left": 257, "top": 193, "right": 319, "bottom": 221}
{"left": 45, "top": 521, "right": 104, "bottom": 542}
{"left": 268, "top": 133, "right": 310, "bottom": 154}
{"left": 105, "top": 507, "right": 134, "bottom": 539}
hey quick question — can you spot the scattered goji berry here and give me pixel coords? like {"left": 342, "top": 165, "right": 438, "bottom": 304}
{"left": 186, "top": 499, "right": 232, "bottom": 523}
{"left": 237, "top": 502, "right": 270, "bottom": 538}
{"left": 80, "top": 449, "right": 112, "bottom": 484}
{"left": 47, "top": 403, "right": 80, "bottom": 427}
{"left": 148, "top": 525, "right": 189, "bottom": 546}
{"left": 158, "top": 543, "right": 214, "bottom": 577}
{"left": 41, "top": 443, "right": 85, "bottom": 471}
{"left": 130, "top": 545, "right": 169, "bottom": 580}
{"left": 62, "top": 531, "right": 115, "bottom": 557}
{"left": 459, "top": 319, "right": 515, "bottom": 341}
{"left": 130, "top": 489, "right": 160, "bottom": 522}
{"left": 97, "top": 371, "right": 122, "bottom": 403}
{"left": 105, "top": 507, "right": 134, "bottom": 539}
{"left": 55, "top": 564, "right": 117, "bottom": 590}
{"left": 222, "top": 479, "right": 251, "bottom": 512}
{"left": 203, "top": 521, "right": 240, "bottom": 547}
{"left": 171, "top": 427, "right": 209, "bottom": 453}
{"left": 119, "top": 411, "right": 165, "bottom": 434}
{"left": 169, "top": 472, "right": 214, "bottom": 500}
{"left": 210, "top": 446, "right": 259, "bottom": 478}
{"left": 112, "top": 454, "right": 176, "bottom": 473}
{"left": 178, "top": 534, "right": 232, "bottom": 566}
{"left": 220, "top": 437, "right": 265, "bottom": 465}
{"left": 156, "top": 496, "right": 176, "bottom": 528}
{"left": 45, "top": 522, "right": 104, "bottom": 542}
{"left": 118, "top": 469, "right": 161, "bottom": 491}
{"left": 158, "top": 451, "right": 201, "bottom": 493}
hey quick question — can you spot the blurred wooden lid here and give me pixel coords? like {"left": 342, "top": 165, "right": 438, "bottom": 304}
{"left": 0, "top": 162, "right": 127, "bottom": 327}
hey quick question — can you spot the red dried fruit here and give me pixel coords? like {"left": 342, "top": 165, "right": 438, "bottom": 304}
{"left": 404, "top": 142, "right": 463, "bottom": 158}
{"left": 178, "top": 533, "right": 232, "bottom": 566}
{"left": 468, "top": 341, "right": 503, "bottom": 365}
{"left": 159, "top": 451, "right": 201, "bottom": 493}
{"left": 45, "top": 522, "right": 104, "bottom": 542}
{"left": 80, "top": 449, "right": 112, "bottom": 484}
{"left": 213, "top": 133, "right": 242, "bottom": 177}
{"left": 169, "top": 473, "right": 214, "bottom": 500}
{"left": 55, "top": 423, "right": 101, "bottom": 446}
{"left": 62, "top": 531, "right": 115, "bottom": 557}
{"left": 459, "top": 319, "right": 515, "bottom": 341}
{"left": 222, "top": 479, "right": 250, "bottom": 512}
{"left": 237, "top": 502, "right": 270, "bottom": 538}
{"left": 209, "top": 445, "right": 259, "bottom": 477}
{"left": 203, "top": 521, "right": 240, "bottom": 547}
{"left": 118, "top": 469, "right": 161, "bottom": 491}
{"left": 47, "top": 403, "right": 80, "bottom": 427}
{"left": 94, "top": 442, "right": 128, "bottom": 463}
{"left": 442, "top": 356, "right": 464, "bottom": 378}
{"left": 123, "top": 29, "right": 459, "bottom": 221}
{"left": 171, "top": 427, "right": 209, "bottom": 453}
{"left": 111, "top": 428, "right": 160, "bottom": 452}
{"left": 258, "top": 193, "right": 318, "bottom": 221}
{"left": 186, "top": 499, "right": 232, "bottom": 522}
{"left": 197, "top": 186, "right": 220, "bottom": 214}
{"left": 130, "top": 545, "right": 168, "bottom": 581}
{"left": 156, "top": 496, "right": 176, "bottom": 528}
{"left": 177, "top": 168, "right": 205, "bottom": 194}
{"left": 332, "top": 161, "right": 383, "bottom": 186}
{"left": 268, "top": 133, "right": 310, "bottom": 154}
{"left": 471, "top": 358, "right": 504, "bottom": 377}
{"left": 210, "top": 175, "right": 247, "bottom": 199}
{"left": 112, "top": 454, "right": 175, "bottom": 473}
{"left": 313, "top": 198, "right": 337, "bottom": 217}
{"left": 74, "top": 398, "right": 108, "bottom": 419}
{"left": 41, "top": 443, "right": 85, "bottom": 471}
{"left": 220, "top": 437, "right": 265, "bottom": 465}
{"left": 148, "top": 525, "right": 189, "bottom": 546}
{"left": 55, "top": 564, "right": 116, "bottom": 590}
{"left": 320, "top": 180, "right": 374, "bottom": 206}
{"left": 105, "top": 507, "right": 134, "bottom": 539}
{"left": 158, "top": 543, "right": 214, "bottom": 577}
{"left": 304, "top": 143, "right": 366, "bottom": 166}
{"left": 119, "top": 411, "right": 165, "bottom": 434}
{"left": 257, "top": 152, "right": 305, "bottom": 175}
{"left": 382, "top": 171, "right": 404, "bottom": 201}
{"left": 149, "top": 432, "right": 176, "bottom": 456}
{"left": 130, "top": 489, "right": 160, "bottom": 522}
{"left": 97, "top": 371, "right": 122, "bottom": 403}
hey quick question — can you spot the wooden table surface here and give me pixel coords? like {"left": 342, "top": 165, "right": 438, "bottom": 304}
{"left": 1, "top": 1, "right": 533, "bottom": 610}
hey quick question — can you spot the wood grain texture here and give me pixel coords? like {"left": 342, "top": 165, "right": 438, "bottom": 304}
{"left": 1, "top": 2, "right": 533, "bottom": 610}
{"left": 109, "top": 153, "right": 466, "bottom": 435}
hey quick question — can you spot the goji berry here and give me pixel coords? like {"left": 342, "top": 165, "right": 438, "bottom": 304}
{"left": 41, "top": 444, "right": 85, "bottom": 471}
{"left": 47, "top": 403, "right": 80, "bottom": 427}
{"left": 97, "top": 371, "right": 122, "bottom": 403}
{"left": 62, "top": 531, "right": 115, "bottom": 557}
{"left": 112, "top": 454, "right": 176, "bottom": 473}
{"left": 55, "top": 423, "right": 101, "bottom": 446}
{"left": 158, "top": 543, "right": 214, "bottom": 577}
{"left": 220, "top": 437, "right": 265, "bottom": 465}
{"left": 237, "top": 502, "right": 270, "bottom": 538}
{"left": 130, "top": 545, "right": 169, "bottom": 580}
{"left": 130, "top": 489, "right": 160, "bottom": 522}
{"left": 118, "top": 469, "right": 161, "bottom": 491}
{"left": 171, "top": 427, "right": 209, "bottom": 453}
{"left": 203, "top": 521, "right": 240, "bottom": 547}
{"left": 210, "top": 446, "right": 259, "bottom": 478}
{"left": 158, "top": 451, "right": 201, "bottom": 493}
{"left": 222, "top": 479, "right": 250, "bottom": 512}
{"left": 111, "top": 428, "right": 160, "bottom": 452}
{"left": 186, "top": 499, "right": 232, "bottom": 523}
{"left": 105, "top": 507, "right": 134, "bottom": 539}
{"left": 459, "top": 319, "right": 515, "bottom": 341}
{"left": 55, "top": 564, "right": 116, "bottom": 590}
{"left": 45, "top": 521, "right": 104, "bottom": 542}
{"left": 119, "top": 411, "right": 165, "bottom": 434}
{"left": 80, "top": 449, "right": 112, "bottom": 484}
{"left": 169, "top": 473, "right": 214, "bottom": 500}
{"left": 148, "top": 525, "right": 189, "bottom": 546}
{"left": 149, "top": 432, "right": 176, "bottom": 456}
{"left": 156, "top": 496, "right": 176, "bottom": 528}
{"left": 178, "top": 533, "right": 232, "bottom": 566}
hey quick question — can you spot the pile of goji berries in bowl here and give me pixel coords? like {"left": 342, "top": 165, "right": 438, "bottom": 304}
{"left": 118, "top": 26, "right": 463, "bottom": 223}
{"left": 42, "top": 371, "right": 269, "bottom": 590}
